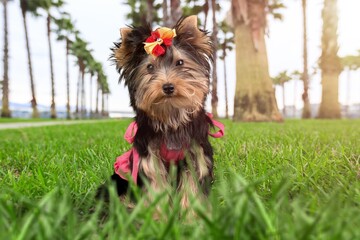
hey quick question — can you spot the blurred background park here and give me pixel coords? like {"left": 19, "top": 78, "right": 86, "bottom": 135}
{"left": 1, "top": 0, "right": 360, "bottom": 120}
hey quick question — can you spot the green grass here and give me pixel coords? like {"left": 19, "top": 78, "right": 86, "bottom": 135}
{"left": 0, "top": 119, "right": 359, "bottom": 239}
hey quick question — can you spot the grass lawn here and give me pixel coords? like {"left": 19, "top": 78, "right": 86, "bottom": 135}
{"left": 0, "top": 119, "right": 359, "bottom": 239}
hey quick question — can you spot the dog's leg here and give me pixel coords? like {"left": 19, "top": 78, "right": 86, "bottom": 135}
{"left": 139, "top": 148, "right": 171, "bottom": 218}
{"left": 177, "top": 143, "right": 213, "bottom": 209}
{"left": 95, "top": 172, "right": 129, "bottom": 201}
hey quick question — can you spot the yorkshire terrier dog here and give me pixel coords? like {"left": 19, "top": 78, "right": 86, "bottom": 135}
{"left": 107, "top": 15, "right": 224, "bottom": 208}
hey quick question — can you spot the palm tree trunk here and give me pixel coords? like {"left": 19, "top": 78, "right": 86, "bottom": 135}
{"left": 81, "top": 68, "right": 85, "bottom": 118}
{"left": 146, "top": 0, "right": 154, "bottom": 24}
{"left": 233, "top": 23, "right": 282, "bottom": 122}
{"left": 222, "top": 43, "right": 229, "bottom": 119}
{"left": 170, "top": 0, "right": 181, "bottom": 26}
{"left": 203, "top": 0, "right": 209, "bottom": 29}
{"left": 163, "top": 0, "right": 169, "bottom": 26}
{"left": 66, "top": 39, "right": 71, "bottom": 119}
{"left": 318, "top": 0, "right": 341, "bottom": 119}
{"left": 101, "top": 91, "right": 104, "bottom": 117}
{"left": 47, "top": 14, "right": 56, "bottom": 119}
{"left": 346, "top": 69, "right": 351, "bottom": 117}
{"left": 75, "top": 68, "right": 80, "bottom": 118}
{"left": 21, "top": 1, "right": 39, "bottom": 118}
{"left": 301, "top": 0, "right": 311, "bottom": 118}
{"left": 1, "top": 0, "right": 11, "bottom": 118}
{"left": 95, "top": 80, "right": 99, "bottom": 115}
{"left": 211, "top": 0, "right": 218, "bottom": 118}
{"left": 89, "top": 74, "right": 93, "bottom": 117}
{"left": 282, "top": 83, "right": 286, "bottom": 116}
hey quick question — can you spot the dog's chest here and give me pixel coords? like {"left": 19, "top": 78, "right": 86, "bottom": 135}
{"left": 159, "top": 128, "right": 191, "bottom": 162}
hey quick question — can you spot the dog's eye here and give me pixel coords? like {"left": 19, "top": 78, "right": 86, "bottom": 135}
{"left": 147, "top": 64, "right": 154, "bottom": 72}
{"left": 175, "top": 59, "right": 184, "bottom": 66}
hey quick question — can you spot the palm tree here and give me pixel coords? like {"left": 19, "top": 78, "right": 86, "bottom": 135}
{"left": 1, "top": 0, "right": 11, "bottom": 117}
{"left": 85, "top": 56, "right": 99, "bottom": 117}
{"left": 39, "top": 0, "right": 64, "bottom": 119}
{"left": 291, "top": 70, "right": 303, "bottom": 117}
{"left": 170, "top": 0, "right": 182, "bottom": 26}
{"left": 231, "top": 0, "right": 283, "bottom": 122}
{"left": 272, "top": 71, "right": 291, "bottom": 116}
{"left": 341, "top": 53, "right": 360, "bottom": 117}
{"left": 301, "top": 0, "right": 311, "bottom": 119}
{"left": 38, "top": 0, "right": 63, "bottom": 118}
{"left": 53, "top": 14, "right": 77, "bottom": 119}
{"left": 318, "top": 0, "right": 342, "bottom": 119}
{"left": 210, "top": 0, "right": 219, "bottom": 118}
{"left": 219, "top": 20, "right": 234, "bottom": 119}
{"left": 97, "top": 69, "right": 109, "bottom": 117}
{"left": 20, "top": 0, "right": 39, "bottom": 118}
{"left": 127, "top": 0, "right": 160, "bottom": 26}
{"left": 70, "top": 36, "right": 89, "bottom": 118}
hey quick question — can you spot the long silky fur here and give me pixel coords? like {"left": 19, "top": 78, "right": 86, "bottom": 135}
{"left": 108, "top": 16, "right": 216, "bottom": 207}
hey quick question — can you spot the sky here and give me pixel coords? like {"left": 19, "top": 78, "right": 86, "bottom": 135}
{"left": 1, "top": 0, "right": 360, "bottom": 117}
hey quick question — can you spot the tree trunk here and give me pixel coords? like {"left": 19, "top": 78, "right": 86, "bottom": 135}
{"left": 318, "top": 0, "right": 341, "bottom": 119}
{"left": 345, "top": 69, "right": 350, "bottom": 117}
{"left": 66, "top": 39, "right": 71, "bottom": 119}
{"left": 21, "top": 1, "right": 39, "bottom": 118}
{"left": 210, "top": 0, "right": 218, "bottom": 118}
{"left": 170, "top": 0, "right": 182, "bottom": 26}
{"left": 281, "top": 83, "right": 286, "bottom": 116}
{"left": 222, "top": 43, "right": 229, "bottom": 119}
{"left": 163, "top": 0, "right": 170, "bottom": 26}
{"left": 146, "top": 0, "right": 154, "bottom": 24}
{"left": 47, "top": 13, "right": 56, "bottom": 119}
{"left": 101, "top": 91, "right": 104, "bottom": 117}
{"left": 1, "top": 0, "right": 11, "bottom": 118}
{"left": 301, "top": 0, "right": 311, "bottom": 118}
{"left": 81, "top": 68, "right": 85, "bottom": 118}
{"left": 233, "top": 24, "right": 282, "bottom": 122}
{"left": 75, "top": 68, "right": 80, "bottom": 119}
{"left": 203, "top": 0, "right": 209, "bottom": 29}
{"left": 95, "top": 80, "right": 99, "bottom": 115}
{"left": 89, "top": 74, "right": 93, "bottom": 117}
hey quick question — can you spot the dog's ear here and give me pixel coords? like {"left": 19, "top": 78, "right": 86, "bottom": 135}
{"left": 175, "top": 15, "right": 213, "bottom": 58}
{"left": 114, "top": 27, "right": 133, "bottom": 68}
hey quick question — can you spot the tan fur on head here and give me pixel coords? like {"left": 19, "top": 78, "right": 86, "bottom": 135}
{"left": 175, "top": 16, "right": 213, "bottom": 59}
{"left": 115, "top": 27, "right": 132, "bottom": 68}
{"left": 134, "top": 48, "right": 209, "bottom": 130}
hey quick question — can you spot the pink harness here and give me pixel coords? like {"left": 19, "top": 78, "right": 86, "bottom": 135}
{"left": 114, "top": 113, "right": 224, "bottom": 184}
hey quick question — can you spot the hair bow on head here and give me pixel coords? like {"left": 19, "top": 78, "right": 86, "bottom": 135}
{"left": 144, "top": 27, "right": 177, "bottom": 58}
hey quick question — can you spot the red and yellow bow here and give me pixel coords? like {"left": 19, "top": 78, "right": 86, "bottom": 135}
{"left": 144, "top": 27, "right": 177, "bottom": 58}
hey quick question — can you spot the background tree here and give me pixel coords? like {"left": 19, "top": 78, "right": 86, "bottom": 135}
{"left": 318, "top": 0, "right": 342, "bottom": 119}
{"left": 127, "top": 0, "right": 161, "bottom": 27}
{"left": 86, "top": 56, "right": 98, "bottom": 117}
{"left": 39, "top": 0, "right": 64, "bottom": 119}
{"left": 20, "top": 0, "right": 39, "bottom": 118}
{"left": 231, "top": 0, "right": 283, "bottom": 122}
{"left": 301, "top": 0, "right": 311, "bottom": 118}
{"left": 70, "top": 36, "right": 88, "bottom": 119}
{"left": 291, "top": 70, "right": 303, "bottom": 117}
{"left": 210, "top": 0, "right": 219, "bottom": 117}
{"left": 1, "top": 0, "right": 11, "bottom": 117}
{"left": 170, "top": 0, "right": 182, "bottom": 26}
{"left": 341, "top": 53, "right": 360, "bottom": 117}
{"left": 219, "top": 20, "right": 234, "bottom": 119}
{"left": 272, "top": 71, "right": 291, "bottom": 116}
{"left": 53, "top": 14, "right": 77, "bottom": 119}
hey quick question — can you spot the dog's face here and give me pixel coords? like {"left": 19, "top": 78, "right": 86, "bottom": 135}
{"left": 112, "top": 16, "right": 213, "bottom": 127}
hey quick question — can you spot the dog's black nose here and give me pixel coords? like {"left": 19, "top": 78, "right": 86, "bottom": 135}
{"left": 162, "top": 83, "right": 175, "bottom": 95}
